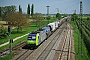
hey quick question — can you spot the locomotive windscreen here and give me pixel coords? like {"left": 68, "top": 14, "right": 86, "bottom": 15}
{"left": 28, "top": 34, "right": 36, "bottom": 40}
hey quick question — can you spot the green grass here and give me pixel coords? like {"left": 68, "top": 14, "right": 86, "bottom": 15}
{"left": 82, "top": 16, "right": 88, "bottom": 19}
{"left": 78, "top": 15, "right": 90, "bottom": 19}
{"left": 0, "top": 27, "right": 38, "bottom": 45}
{"left": 70, "top": 20, "right": 90, "bottom": 60}
{"left": 0, "top": 53, "right": 14, "bottom": 60}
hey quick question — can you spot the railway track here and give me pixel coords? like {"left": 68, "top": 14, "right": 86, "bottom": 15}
{"left": 12, "top": 41, "right": 26, "bottom": 50}
{"left": 36, "top": 26, "right": 66, "bottom": 60}
{"left": 25, "top": 22, "right": 67, "bottom": 60}
{"left": 0, "top": 41, "right": 26, "bottom": 57}
{"left": 11, "top": 22, "right": 75, "bottom": 60}
{"left": 53, "top": 23, "right": 75, "bottom": 60}
{"left": 12, "top": 50, "right": 34, "bottom": 60}
{"left": 59, "top": 24, "right": 71, "bottom": 60}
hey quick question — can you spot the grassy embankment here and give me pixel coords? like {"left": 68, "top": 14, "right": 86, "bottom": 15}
{"left": 70, "top": 20, "right": 90, "bottom": 60}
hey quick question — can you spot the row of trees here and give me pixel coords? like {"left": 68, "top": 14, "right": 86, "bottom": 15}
{"left": 0, "top": 4, "right": 47, "bottom": 39}
{"left": 19, "top": 5, "right": 22, "bottom": 13}
{"left": 0, "top": 3, "right": 35, "bottom": 39}
{"left": 0, "top": 4, "right": 62, "bottom": 21}
{"left": 0, "top": 4, "right": 62, "bottom": 39}
{"left": 0, "top": 5, "right": 30, "bottom": 35}
{"left": 27, "top": 4, "right": 34, "bottom": 18}
{"left": 0, "top": 4, "right": 34, "bottom": 18}
{"left": 19, "top": 4, "right": 34, "bottom": 17}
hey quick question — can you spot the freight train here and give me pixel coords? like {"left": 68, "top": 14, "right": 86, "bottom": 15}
{"left": 27, "top": 17, "right": 69, "bottom": 47}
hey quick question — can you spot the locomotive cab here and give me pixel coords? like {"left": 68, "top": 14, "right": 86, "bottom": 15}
{"left": 27, "top": 32, "right": 39, "bottom": 46}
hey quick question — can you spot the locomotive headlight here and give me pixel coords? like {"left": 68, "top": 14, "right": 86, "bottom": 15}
{"left": 32, "top": 36, "right": 36, "bottom": 39}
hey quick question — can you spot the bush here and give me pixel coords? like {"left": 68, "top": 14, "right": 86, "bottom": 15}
{"left": 87, "top": 17, "right": 90, "bottom": 20}
{"left": 0, "top": 25, "right": 7, "bottom": 38}
{"left": 71, "top": 13, "right": 78, "bottom": 21}
{"left": 56, "top": 13, "right": 61, "bottom": 20}
{"left": 46, "top": 16, "right": 51, "bottom": 20}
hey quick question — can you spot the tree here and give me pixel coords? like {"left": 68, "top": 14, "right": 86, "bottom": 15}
{"left": 0, "top": 25, "right": 7, "bottom": 38}
{"left": 6, "top": 12, "right": 28, "bottom": 33}
{"left": 27, "top": 4, "right": 30, "bottom": 18}
{"left": 31, "top": 4, "right": 34, "bottom": 16}
{"left": 71, "top": 13, "right": 78, "bottom": 21}
{"left": 46, "top": 16, "right": 51, "bottom": 24}
{"left": 19, "top": 5, "right": 22, "bottom": 13}
{"left": 27, "top": 4, "right": 30, "bottom": 15}
{"left": 56, "top": 13, "right": 61, "bottom": 20}
{"left": 1, "top": 5, "right": 16, "bottom": 20}
{"left": 32, "top": 13, "right": 45, "bottom": 28}
{"left": 46, "top": 16, "right": 51, "bottom": 20}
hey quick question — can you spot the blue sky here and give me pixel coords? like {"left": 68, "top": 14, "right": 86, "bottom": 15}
{"left": 0, "top": 0, "right": 90, "bottom": 14}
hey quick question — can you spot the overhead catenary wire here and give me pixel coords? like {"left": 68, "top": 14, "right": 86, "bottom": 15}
{"left": 50, "top": 2, "right": 79, "bottom": 14}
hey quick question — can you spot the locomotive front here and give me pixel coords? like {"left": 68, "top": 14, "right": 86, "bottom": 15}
{"left": 27, "top": 33, "right": 39, "bottom": 46}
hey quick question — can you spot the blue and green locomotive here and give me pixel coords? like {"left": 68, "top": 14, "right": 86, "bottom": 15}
{"left": 27, "top": 29, "right": 47, "bottom": 46}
